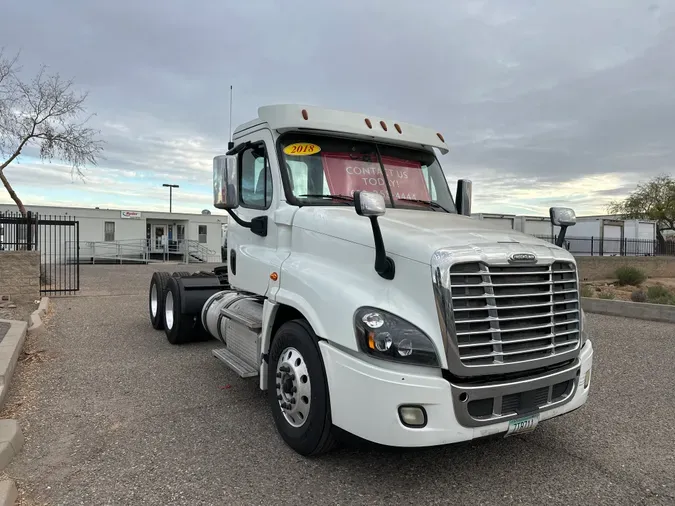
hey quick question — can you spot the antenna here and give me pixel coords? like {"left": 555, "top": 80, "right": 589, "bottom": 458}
{"left": 228, "top": 85, "right": 234, "bottom": 150}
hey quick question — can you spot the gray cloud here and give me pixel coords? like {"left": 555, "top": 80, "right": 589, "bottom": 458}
{"left": 2, "top": 0, "right": 675, "bottom": 214}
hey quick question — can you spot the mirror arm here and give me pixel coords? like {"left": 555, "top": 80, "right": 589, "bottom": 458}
{"left": 226, "top": 209, "right": 267, "bottom": 237}
{"left": 369, "top": 216, "right": 395, "bottom": 280}
{"left": 555, "top": 225, "right": 568, "bottom": 248}
{"left": 226, "top": 141, "right": 250, "bottom": 156}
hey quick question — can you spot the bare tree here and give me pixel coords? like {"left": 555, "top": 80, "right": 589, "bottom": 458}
{"left": 607, "top": 173, "right": 675, "bottom": 248}
{"left": 0, "top": 49, "right": 104, "bottom": 216}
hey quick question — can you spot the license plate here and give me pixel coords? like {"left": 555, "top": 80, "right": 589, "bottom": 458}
{"left": 505, "top": 414, "right": 539, "bottom": 437}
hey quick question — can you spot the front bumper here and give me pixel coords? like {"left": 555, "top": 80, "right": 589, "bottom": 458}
{"left": 320, "top": 340, "right": 593, "bottom": 448}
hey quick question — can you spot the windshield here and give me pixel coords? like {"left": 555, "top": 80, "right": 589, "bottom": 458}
{"left": 278, "top": 133, "right": 456, "bottom": 213}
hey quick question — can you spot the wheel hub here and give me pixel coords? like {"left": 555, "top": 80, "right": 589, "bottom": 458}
{"left": 165, "top": 291, "right": 174, "bottom": 330}
{"left": 275, "top": 347, "right": 311, "bottom": 428}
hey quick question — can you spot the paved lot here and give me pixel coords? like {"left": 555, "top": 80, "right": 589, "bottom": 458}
{"left": 2, "top": 264, "right": 675, "bottom": 505}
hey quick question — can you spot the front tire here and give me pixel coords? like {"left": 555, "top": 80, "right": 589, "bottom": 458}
{"left": 149, "top": 271, "right": 171, "bottom": 330}
{"left": 267, "top": 319, "right": 337, "bottom": 456}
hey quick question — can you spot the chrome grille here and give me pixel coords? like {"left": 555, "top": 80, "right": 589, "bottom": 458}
{"left": 449, "top": 261, "right": 580, "bottom": 367}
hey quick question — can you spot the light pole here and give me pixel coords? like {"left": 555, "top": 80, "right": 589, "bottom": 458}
{"left": 162, "top": 184, "right": 179, "bottom": 213}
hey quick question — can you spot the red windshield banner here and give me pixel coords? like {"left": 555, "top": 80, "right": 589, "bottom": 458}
{"left": 321, "top": 153, "right": 430, "bottom": 201}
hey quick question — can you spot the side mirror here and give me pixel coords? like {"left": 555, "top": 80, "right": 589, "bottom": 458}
{"left": 354, "top": 191, "right": 386, "bottom": 217}
{"left": 549, "top": 206, "right": 576, "bottom": 248}
{"left": 456, "top": 179, "right": 472, "bottom": 216}
{"left": 213, "top": 155, "right": 239, "bottom": 210}
{"left": 549, "top": 207, "right": 576, "bottom": 227}
{"left": 353, "top": 191, "right": 394, "bottom": 280}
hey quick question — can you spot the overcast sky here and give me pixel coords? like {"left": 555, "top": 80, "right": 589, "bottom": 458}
{"left": 2, "top": 0, "right": 673, "bottom": 216}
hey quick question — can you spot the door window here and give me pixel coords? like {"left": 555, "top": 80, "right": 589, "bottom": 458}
{"left": 240, "top": 143, "right": 273, "bottom": 209}
{"left": 104, "top": 222, "right": 115, "bottom": 242}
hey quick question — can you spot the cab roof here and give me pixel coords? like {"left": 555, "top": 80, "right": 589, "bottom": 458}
{"left": 233, "top": 104, "right": 450, "bottom": 155}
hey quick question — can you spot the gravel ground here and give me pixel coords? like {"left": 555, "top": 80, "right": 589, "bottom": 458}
{"left": 1, "top": 265, "right": 674, "bottom": 505}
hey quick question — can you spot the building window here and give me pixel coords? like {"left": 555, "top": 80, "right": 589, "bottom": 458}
{"left": 177, "top": 224, "right": 185, "bottom": 241}
{"left": 104, "top": 221, "right": 115, "bottom": 242}
{"left": 240, "top": 143, "right": 273, "bottom": 209}
{"left": 198, "top": 225, "right": 207, "bottom": 244}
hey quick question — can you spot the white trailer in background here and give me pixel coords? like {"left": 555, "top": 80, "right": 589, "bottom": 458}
{"left": 470, "top": 213, "right": 516, "bottom": 231}
{"left": 622, "top": 219, "right": 656, "bottom": 255}
{"left": 566, "top": 216, "right": 656, "bottom": 256}
{"left": 515, "top": 215, "right": 559, "bottom": 238}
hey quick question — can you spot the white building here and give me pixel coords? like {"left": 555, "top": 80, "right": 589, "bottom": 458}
{"left": 0, "top": 204, "right": 228, "bottom": 264}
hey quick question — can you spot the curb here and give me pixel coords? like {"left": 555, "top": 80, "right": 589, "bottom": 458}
{"left": 0, "top": 420, "right": 23, "bottom": 471}
{"left": 581, "top": 297, "right": 675, "bottom": 324}
{"left": 26, "top": 297, "right": 50, "bottom": 337}
{"left": 0, "top": 480, "right": 17, "bottom": 506}
{"left": 0, "top": 320, "right": 27, "bottom": 411}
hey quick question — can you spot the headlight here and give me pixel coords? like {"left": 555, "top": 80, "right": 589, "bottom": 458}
{"left": 580, "top": 308, "right": 588, "bottom": 347}
{"left": 354, "top": 307, "right": 440, "bottom": 367}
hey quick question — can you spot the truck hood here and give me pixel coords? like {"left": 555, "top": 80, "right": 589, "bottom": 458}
{"left": 290, "top": 206, "right": 563, "bottom": 264}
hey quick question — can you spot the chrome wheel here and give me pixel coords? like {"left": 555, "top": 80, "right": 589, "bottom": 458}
{"left": 275, "top": 347, "right": 311, "bottom": 428}
{"left": 150, "top": 283, "right": 158, "bottom": 317}
{"left": 165, "top": 291, "right": 174, "bottom": 330}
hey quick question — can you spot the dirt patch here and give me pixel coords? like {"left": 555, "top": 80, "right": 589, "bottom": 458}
{"left": 0, "top": 300, "right": 38, "bottom": 324}
{"left": 581, "top": 277, "right": 675, "bottom": 303}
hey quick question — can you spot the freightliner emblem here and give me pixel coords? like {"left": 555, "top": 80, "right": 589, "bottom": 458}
{"left": 508, "top": 252, "right": 537, "bottom": 264}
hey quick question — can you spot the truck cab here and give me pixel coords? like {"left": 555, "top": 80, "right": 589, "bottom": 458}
{"left": 150, "top": 104, "right": 593, "bottom": 456}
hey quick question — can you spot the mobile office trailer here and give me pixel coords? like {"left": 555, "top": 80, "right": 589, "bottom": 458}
{"left": 0, "top": 204, "right": 226, "bottom": 263}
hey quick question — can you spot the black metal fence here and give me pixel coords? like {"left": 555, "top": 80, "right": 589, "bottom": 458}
{"left": 0, "top": 211, "right": 80, "bottom": 294}
{"left": 535, "top": 235, "right": 675, "bottom": 257}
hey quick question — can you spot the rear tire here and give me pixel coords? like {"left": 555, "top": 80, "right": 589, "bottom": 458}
{"left": 172, "top": 271, "right": 191, "bottom": 278}
{"left": 163, "top": 277, "right": 199, "bottom": 345}
{"left": 149, "top": 271, "right": 171, "bottom": 330}
{"left": 267, "top": 319, "right": 337, "bottom": 456}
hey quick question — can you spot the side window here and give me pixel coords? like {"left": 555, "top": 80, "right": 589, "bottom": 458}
{"left": 421, "top": 166, "right": 438, "bottom": 201}
{"left": 240, "top": 143, "right": 273, "bottom": 209}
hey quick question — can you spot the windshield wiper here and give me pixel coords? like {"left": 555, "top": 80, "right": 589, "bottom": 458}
{"left": 298, "top": 194, "right": 354, "bottom": 204}
{"left": 397, "top": 198, "right": 451, "bottom": 213}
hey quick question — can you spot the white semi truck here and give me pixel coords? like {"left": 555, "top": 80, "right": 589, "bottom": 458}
{"left": 147, "top": 104, "right": 593, "bottom": 456}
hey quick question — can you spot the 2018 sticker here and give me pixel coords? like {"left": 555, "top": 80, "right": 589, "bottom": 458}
{"left": 283, "top": 143, "right": 321, "bottom": 156}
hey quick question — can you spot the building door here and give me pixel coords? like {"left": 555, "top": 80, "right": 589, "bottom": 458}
{"left": 152, "top": 224, "right": 168, "bottom": 251}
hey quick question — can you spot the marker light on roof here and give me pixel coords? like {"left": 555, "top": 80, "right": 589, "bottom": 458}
{"left": 394, "top": 123, "right": 402, "bottom": 134}
{"left": 437, "top": 132, "right": 445, "bottom": 142}
{"left": 302, "top": 109, "right": 309, "bottom": 120}
{"left": 380, "top": 121, "right": 388, "bottom": 131}
{"left": 365, "top": 118, "right": 373, "bottom": 129}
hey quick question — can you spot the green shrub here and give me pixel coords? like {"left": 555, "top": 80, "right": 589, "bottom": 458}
{"left": 631, "top": 289, "right": 648, "bottom": 303}
{"left": 615, "top": 266, "right": 647, "bottom": 286}
{"left": 580, "top": 285, "right": 594, "bottom": 298}
{"left": 646, "top": 285, "right": 675, "bottom": 305}
{"left": 598, "top": 291, "right": 616, "bottom": 300}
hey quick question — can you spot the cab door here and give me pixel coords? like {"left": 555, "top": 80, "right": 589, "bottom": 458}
{"left": 227, "top": 128, "right": 280, "bottom": 296}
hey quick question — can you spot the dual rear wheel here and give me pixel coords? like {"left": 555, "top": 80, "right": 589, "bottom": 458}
{"left": 148, "top": 271, "right": 202, "bottom": 343}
